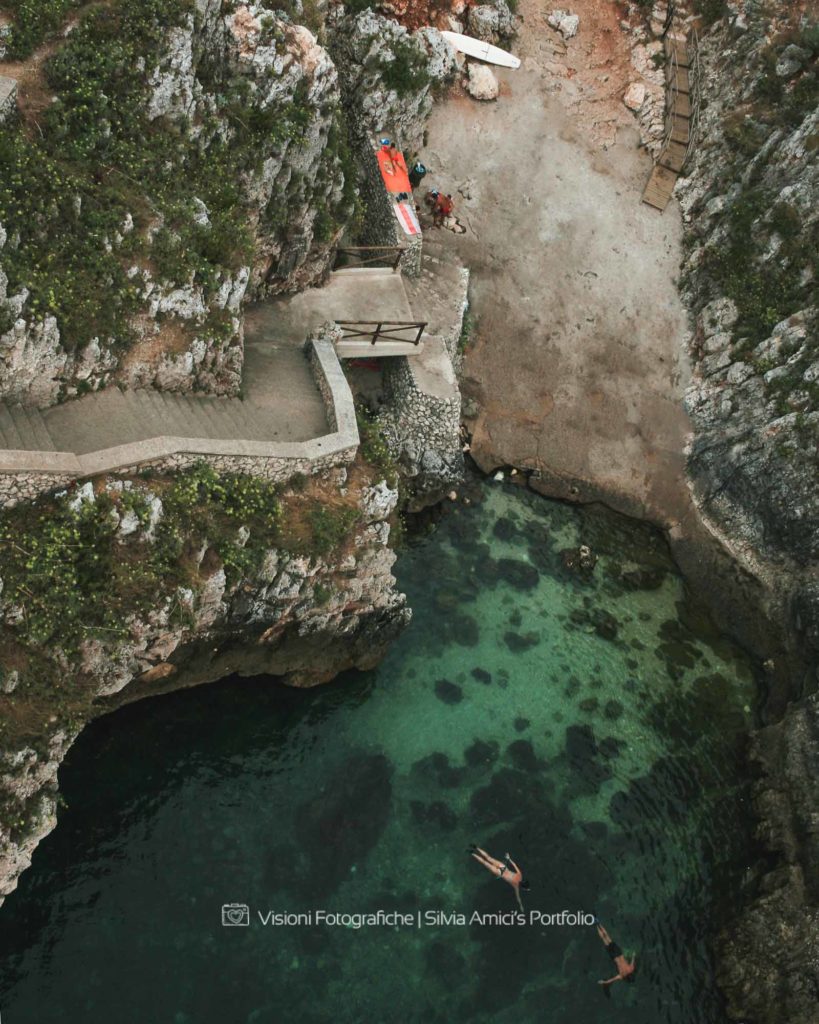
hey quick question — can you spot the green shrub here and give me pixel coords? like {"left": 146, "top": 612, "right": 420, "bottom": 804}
{"left": 703, "top": 186, "right": 817, "bottom": 344}
{"left": 0, "top": 0, "right": 346, "bottom": 353}
{"left": 0, "top": 463, "right": 284, "bottom": 649}
{"left": 379, "top": 40, "right": 431, "bottom": 98}
{"left": 801, "top": 22, "right": 819, "bottom": 57}
{"left": 0, "top": 305, "right": 15, "bottom": 337}
{"left": 4, "top": 0, "right": 80, "bottom": 58}
{"left": 356, "top": 404, "right": 398, "bottom": 488}
{"left": 693, "top": 0, "right": 727, "bottom": 25}
{"left": 458, "top": 308, "right": 475, "bottom": 355}
{"left": 344, "top": 0, "right": 376, "bottom": 14}
{"left": 306, "top": 505, "right": 360, "bottom": 554}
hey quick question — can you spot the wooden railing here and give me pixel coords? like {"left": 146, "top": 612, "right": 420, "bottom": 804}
{"left": 656, "top": 24, "right": 699, "bottom": 174}
{"left": 660, "top": 1, "right": 676, "bottom": 38}
{"left": 685, "top": 27, "right": 701, "bottom": 170}
{"left": 334, "top": 245, "right": 405, "bottom": 272}
{"left": 336, "top": 320, "right": 426, "bottom": 346}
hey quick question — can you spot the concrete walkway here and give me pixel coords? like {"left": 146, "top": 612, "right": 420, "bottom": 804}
{"left": 0, "top": 265, "right": 437, "bottom": 462}
{"left": 0, "top": 344, "right": 329, "bottom": 456}
{"left": 246, "top": 268, "right": 422, "bottom": 357}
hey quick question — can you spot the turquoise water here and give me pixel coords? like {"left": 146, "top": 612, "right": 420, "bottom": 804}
{"left": 0, "top": 483, "right": 757, "bottom": 1023}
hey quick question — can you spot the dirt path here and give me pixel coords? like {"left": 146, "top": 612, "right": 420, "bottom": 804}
{"left": 419, "top": 0, "right": 693, "bottom": 529}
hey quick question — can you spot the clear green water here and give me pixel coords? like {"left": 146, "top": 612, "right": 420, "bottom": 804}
{"left": 0, "top": 483, "right": 757, "bottom": 1023}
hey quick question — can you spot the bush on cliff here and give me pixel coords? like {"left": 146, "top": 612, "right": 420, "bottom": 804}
{"left": 3, "top": 0, "right": 80, "bottom": 58}
{"left": 378, "top": 39, "right": 431, "bottom": 98}
{"left": 0, "top": 464, "right": 284, "bottom": 649}
{"left": 0, "top": 0, "right": 348, "bottom": 357}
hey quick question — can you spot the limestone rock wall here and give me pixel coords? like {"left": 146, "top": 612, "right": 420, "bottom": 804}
{"left": 717, "top": 693, "right": 819, "bottom": 1024}
{"left": 0, "top": 2, "right": 353, "bottom": 405}
{"left": 0, "top": 469, "right": 409, "bottom": 907}
{"left": 675, "top": 3, "right": 818, "bottom": 656}
{"left": 329, "top": 8, "right": 456, "bottom": 151}
{"left": 678, "top": 7, "right": 819, "bottom": 1021}
{"left": 378, "top": 347, "right": 463, "bottom": 505}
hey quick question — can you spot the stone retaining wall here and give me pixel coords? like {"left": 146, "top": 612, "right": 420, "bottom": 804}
{"left": 0, "top": 334, "right": 359, "bottom": 507}
{"left": 357, "top": 140, "right": 422, "bottom": 278}
{"left": 378, "top": 347, "right": 462, "bottom": 502}
{"left": 0, "top": 77, "right": 16, "bottom": 126}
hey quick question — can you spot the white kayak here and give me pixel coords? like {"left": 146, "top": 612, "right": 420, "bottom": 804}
{"left": 440, "top": 30, "right": 521, "bottom": 70}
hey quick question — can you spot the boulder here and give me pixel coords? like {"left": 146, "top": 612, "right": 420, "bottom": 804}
{"left": 467, "top": 1, "right": 514, "bottom": 42}
{"left": 775, "top": 44, "right": 811, "bottom": 79}
{"left": 466, "top": 62, "right": 499, "bottom": 101}
{"left": 547, "top": 10, "right": 580, "bottom": 39}
{"left": 623, "top": 81, "right": 647, "bottom": 111}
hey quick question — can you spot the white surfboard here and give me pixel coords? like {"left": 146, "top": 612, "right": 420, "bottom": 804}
{"left": 440, "top": 30, "right": 521, "bottom": 70}
{"left": 393, "top": 199, "right": 421, "bottom": 237}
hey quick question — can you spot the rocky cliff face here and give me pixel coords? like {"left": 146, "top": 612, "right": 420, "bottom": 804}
{"left": 676, "top": 2, "right": 818, "bottom": 658}
{"left": 328, "top": 6, "right": 456, "bottom": 150}
{"left": 0, "top": 0, "right": 354, "bottom": 404}
{"left": 676, "top": 5, "right": 819, "bottom": 1020}
{"left": 0, "top": 459, "right": 409, "bottom": 907}
{"left": 717, "top": 692, "right": 819, "bottom": 1024}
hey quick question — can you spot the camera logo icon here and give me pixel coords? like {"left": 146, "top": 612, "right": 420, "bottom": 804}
{"left": 222, "top": 903, "right": 250, "bottom": 927}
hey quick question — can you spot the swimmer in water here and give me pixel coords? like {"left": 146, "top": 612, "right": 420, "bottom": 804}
{"left": 468, "top": 845, "right": 530, "bottom": 911}
{"left": 595, "top": 921, "right": 637, "bottom": 991}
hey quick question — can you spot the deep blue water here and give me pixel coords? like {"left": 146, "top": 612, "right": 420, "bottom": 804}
{"left": 0, "top": 483, "right": 757, "bottom": 1023}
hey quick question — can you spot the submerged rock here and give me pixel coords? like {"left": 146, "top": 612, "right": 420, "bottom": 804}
{"left": 410, "top": 799, "right": 458, "bottom": 832}
{"left": 465, "top": 738, "right": 500, "bottom": 767}
{"left": 434, "top": 678, "right": 464, "bottom": 704}
{"left": 412, "top": 752, "right": 465, "bottom": 789}
{"left": 291, "top": 752, "right": 393, "bottom": 898}
{"left": 503, "top": 630, "right": 540, "bottom": 652}
{"left": 496, "top": 558, "right": 539, "bottom": 590}
{"left": 492, "top": 516, "right": 518, "bottom": 541}
{"left": 506, "top": 739, "right": 540, "bottom": 772}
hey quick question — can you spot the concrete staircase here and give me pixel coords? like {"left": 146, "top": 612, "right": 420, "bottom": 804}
{"left": 0, "top": 403, "right": 57, "bottom": 452}
{"left": 0, "top": 255, "right": 462, "bottom": 468}
{"left": 0, "top": 348, "right": 330, "bottom": 457}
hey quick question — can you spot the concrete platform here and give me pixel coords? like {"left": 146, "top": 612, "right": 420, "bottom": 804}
{"left": 245, "top": 268, "right": 418, "bottom": 357}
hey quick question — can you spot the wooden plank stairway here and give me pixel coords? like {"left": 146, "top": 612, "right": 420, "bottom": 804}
{"left": 642, "top": 31, "right": 696, "bottom": 212}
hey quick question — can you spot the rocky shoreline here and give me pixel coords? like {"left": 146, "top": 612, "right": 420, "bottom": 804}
{"left": 0, "top": 461, "right": 410, "bottom": 909}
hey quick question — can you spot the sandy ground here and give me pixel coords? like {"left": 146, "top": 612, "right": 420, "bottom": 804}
{"left": 419, "top": 0, "right": 693, "bottom": 528}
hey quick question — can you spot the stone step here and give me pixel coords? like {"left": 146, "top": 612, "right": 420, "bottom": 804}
{"left": 14, "top": 404, "right": 58, "bottom": 451}
{"left": 0, "top": 404, "right": 26, "bottom": 450}
{"left": 331, "top": 266, "right": 399, "bottom": 279}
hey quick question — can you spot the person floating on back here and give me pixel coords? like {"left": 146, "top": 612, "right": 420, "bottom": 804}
{"left": 595, "top": 921, "right": 636, "bottom": 992}
{"left": 469, "top": 845, "right": 530, "bottom": 911}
